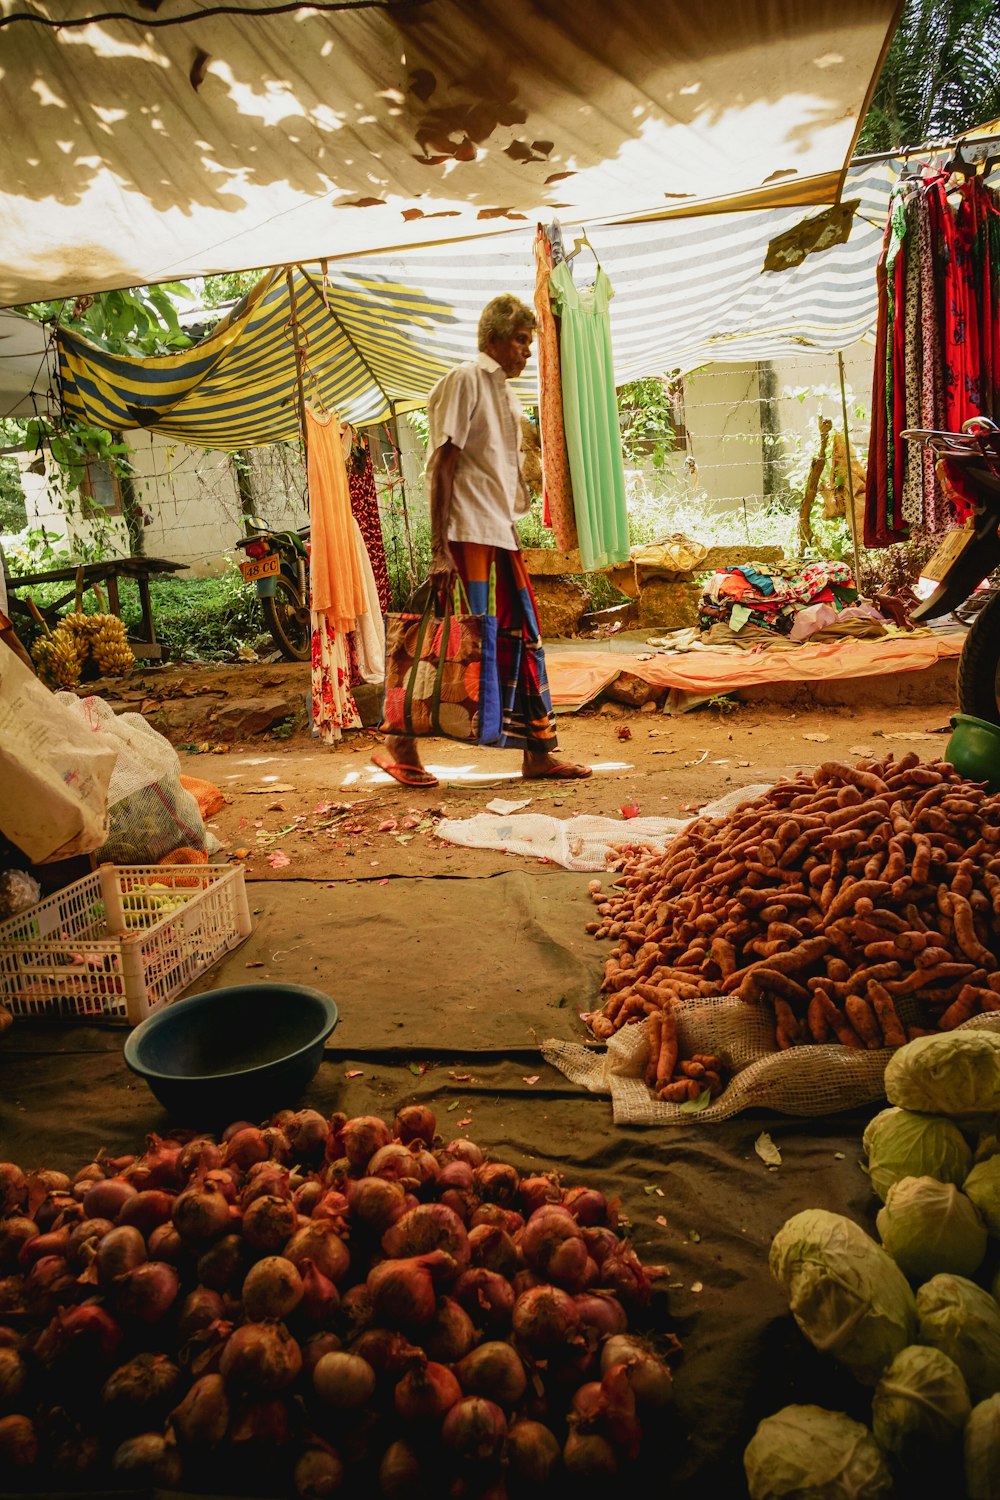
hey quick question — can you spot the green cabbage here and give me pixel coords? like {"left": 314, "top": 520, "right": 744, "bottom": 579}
{"left": 965, "top": 1394, "right": 1000, "bottom": 1500}
{"left": 871, "top": 1344, "right": 971, "bottom": 1460}
{"left": 916, "top": 1273, "right": 1000, "bottom": 1401}
{"left": 744, "top": 1405, "right": 892, "bottom": 1500}
{"left": 876, "top": 1176, "right": 987, "bottom": 1281}
{"left": 770, "top": 1209, "right": 917, "bottom": 1386}
{"left": 884, "top": 1031, "right": 1000, "bottom": 1116}
{"left": 862, "top": 1106, "right": 900, "bottom": 1158}
{"left": 864, "top": 1108, "right": 972, "bottom": 1203}
{"left": 963, "top": 1156, "right": 1000, "bottom": 1236}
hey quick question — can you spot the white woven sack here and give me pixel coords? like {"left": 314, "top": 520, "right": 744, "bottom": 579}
{"left": 543, "top": 1007, "right": 1000, "bottom": 1126}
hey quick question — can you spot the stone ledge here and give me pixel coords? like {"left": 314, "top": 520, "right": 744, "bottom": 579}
{"left": 521, "top": 544, "right": 784, "bottom": 580}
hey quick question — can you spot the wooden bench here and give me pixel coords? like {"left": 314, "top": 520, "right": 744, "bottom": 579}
{"left": 5, "top": 556, "right": 187, "bottom": 661}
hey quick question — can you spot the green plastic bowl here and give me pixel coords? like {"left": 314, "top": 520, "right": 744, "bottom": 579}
{"left": 946, "top": 714, "right": 1000, "bottom": 789}
{"left": 124, "top": 983, "right": 338, "bottom": 1124}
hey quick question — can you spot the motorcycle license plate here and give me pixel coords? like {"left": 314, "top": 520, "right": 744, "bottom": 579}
{"left": 921, "top": 525, "right": 975, "bottom": 583}
{"left": 240, "top": 555, "right": 281, "bottom": 583}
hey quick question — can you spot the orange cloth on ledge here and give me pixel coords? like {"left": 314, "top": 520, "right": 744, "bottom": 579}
{"left": 306, "top": 404, "right": 368, "bottom": 633}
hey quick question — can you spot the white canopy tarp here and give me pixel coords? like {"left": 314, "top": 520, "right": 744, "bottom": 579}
{"left": 0, "top": 0, "right": 901, "bottom": 305}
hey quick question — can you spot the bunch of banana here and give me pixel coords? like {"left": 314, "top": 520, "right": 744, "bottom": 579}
{"left": 88, "top": 613, "right": 135, "bottom": 675}
{"left": 32, "top": 623, "right": 85, "bottom": 689}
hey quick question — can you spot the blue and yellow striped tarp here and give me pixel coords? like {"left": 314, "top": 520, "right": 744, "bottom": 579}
{"left": 57, "top": 160, "right": 895, "bottom": 450}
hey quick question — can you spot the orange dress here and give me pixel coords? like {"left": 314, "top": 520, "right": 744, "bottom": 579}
{"left": 533, "top": 228, "right": 577, "bottom": 552}
{"left": 306, "top": 404, "right": 367, "bottom": 743}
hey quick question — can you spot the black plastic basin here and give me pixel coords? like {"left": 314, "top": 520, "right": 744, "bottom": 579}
{"left": 123, "top": 983, "right": 338, "bottom": 1123}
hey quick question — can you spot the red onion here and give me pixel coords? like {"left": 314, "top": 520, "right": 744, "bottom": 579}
{"left": 340, "top": 1283, "right": 374, "bottom": 1338}
{"left": 512, "top": 1284, "right": 580, "bottom": 1351}
{"left": 178, "top": 1136, "right": 223, "bottom": 1180}
{"left": 564, "top": 1185, "right": 611, "bottom": 1227}
{"left": 179, "top": 1286, "right": 226, "bottom": 1340}
{"left": 25, "top": 1168, "right": 71, "bottom": 1211}
{"left": 301, "top": 1330, "right": 342, "bottom": 1375}
{"left": 116, "top": 1261, "right": 179, "bottom": 1323}
{"left": 223, "top": 1120, "right": 255, "bottom": 1142}
{"left": 0, "top": 1217, "right": 37, "bottom": 1273}
{"left": 118, "top": 1189, "right": 175, "bottom": 1236}
{"left": 184, "top": 1317, "right": 234, "bottom": 1379}
{"left": 197, "top": 1232, "right": 246, "bottom": 1291}
{"left": 382, "top": 1203, "right": 469, "bottom": 1275}
{"left": 261, "top": 1126, "right": 292, "bottom": 1163}
{"left": 125, "top": 1135, "right": 182, "bottom": 1190}
{"left": 368, "top": 1250, "right": 456, "bottom": 1327}
{"left": 442, "top": 1396, "right": 506, "bottom": 1463}
{"left": 468, "top": 1224, "right": 519, "bottom": 1279}
{"left": 240, "top": 1163, "right": 292, "bottom": 1207}
{"left": 224, "top": 1127, "right": 269, "bottom": 1172}
{"left": 72, "top": 1160, "right": 106, "bottom": 1190}
{"left": 111, "top": 1432, "right": 183, "bottom": 1484}
{"left": 284, "top": 1221, "right": 350, "bottom": 1285}
{"left": 0, "top": 1414, "right": 37, "bottom": 1469}
{"left": 439, "top": 1188, "right": 477, "bottom": 1226}
{"left": 34, "top": 1301, "right": 122, "bottom": 1368}
{"left": 284, "top": 1109, "right": 329, "bottom": 1160}
{"left": 66, "top": 1217, "right": 112, "bottom": 1267}
{"left": 80, "top": 1175, "right": 135, "bottom": 1221}
{"left": 313, "top": 1349, "right": 377, "bottom": 1409}
{"left": 202, "top": 1168, "right": 239, "bottom": 1203}
{"left": 25, "top": 1253, "right": 75, "bottom": 1308}
{"left": 470, "top": 1204, "right": 524, "bottom": 1235}
{"left": 367, "top": 1143, "right": 421, "bottom": 1186}
{"left": 437, "top": 1159, "right": 474, "bottom": 1192}
{"left": 294, "top": 1445, "right": 344, "bottom": 1498}
{"left": 394, "top": 1105, "right": 436, "bottom": 1146}
{"left": 97, "top": 1225, "right": 147, "bottom": 1287}
{"left": 298, "top": 1256, "right": 339, "bottom": 1323}
{"left": 564, "top": 1429, "right": 617, "bottom": 1477}
{"left": 575, "top": 1292, "right": 628, "bottom": 1340}
{"left": 350, "top": 1328, "right": 420, "bottom": 1381}
{"left": 347, "top": 1176, "right": 407, "bottom": 1234}
{"left": 506, "top": 1420, "right": 562, "bottom": 1485}
{"left": 439, "top": 1139, "right": 484, "bottom": 1169}
{"left": 34, "top": 1191, "right": 82, "bottom": 1231}
{"left": 173, "top": 1183, "right": 231, "bottom": 1243}
{"left": 229, "top": 1395, "right": 292, "bottom": 1449}
{"left": 0, "top": 1346, "right": 26, "bottom": 1406}
{"left": 342, "top": 1116, "right": 392, "bottom": 1169}
{"left": 0, "top": 1164, "right": 27, "bottom": 1217}
{"left": 148, "top": 1222, "right": 185, "bottom": 1264}
{"left": 521, "top": 1206, "right": 583, "bottom": 1271}
{"left": 456, "top": 1341, "right": 527, "bottom": 1406}
{"left": 518, "top": 1174, "right": 563, "bottom": 1216}
{"left": 242, "top": 1194, "right": 297, "bottom": 1254}
{"left": 378, "top": 1439, "right": 423, "bottom": 1498}
{"left": 473, "top": 1162, "right": 519, "bottom": 1206}
{"left": 601, "top": 1341, "right": 673, "bottom": 1408}
{"left": 311, "top": 1190, "right": 350, "bottom": 1230}
{"left": 422, "top": 1297, "right": 476, "bottom": 1363}
{"left": 570, "top": 1379, "right": 605, "bottom": 1427}
{"left": 454, "top": 1268, "right": 515, "bottom": 1332}
{"left": 220, "top": 1321, "right": 302, "bottom": 1391}
{"left": 18, "top": 1226, "right": 70, "bottom": 1268}
{"left": 600, "top": 1242, "right": 655, "bottom": 1306}
{"left": 582, "top": 1226, "right": 620, "bottom": 1266}
{"left": 395, "top": 1355, "right": 461, "bottom": 1421}
{"left": 102, "top": 1351, "right": 182, "bottom": 1430}
{"left": 598, "top": 1362, "right": 643, "bottom": 1458}
{"left": 293, "top": 1180, "right": 324, "bottom": 1216}
{"left": 168, "top": 1371, "right": 230, "bottom": 1448}
{"left": 242, "top": 1256, "right": 303, "bottom": 1321}
{"left": 512, "top": 1269, "right": 541, "bottom": 1297}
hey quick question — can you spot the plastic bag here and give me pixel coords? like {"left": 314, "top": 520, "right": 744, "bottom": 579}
{"left": 0, "top": 651, "right": 116, "bottom": 862}
{"left": 630, "top": 534, "right": 709, "bottom": 577}
{"left": 58, "top": 695, "right": 219, "bottom": 864}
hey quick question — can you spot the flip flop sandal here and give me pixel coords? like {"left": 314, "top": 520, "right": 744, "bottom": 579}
{"left": 372, "top": 758, "right": 440, "bottom": 788}
{"left": 522, "top": 762, "right": 593, "bottom": 781}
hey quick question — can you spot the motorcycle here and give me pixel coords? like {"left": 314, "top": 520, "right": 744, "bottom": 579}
{"left": 234, "top": 515, "right": 311, "bottom": 662}
{"left": 908, "top": 417, "right": 1000, "bottom": 722}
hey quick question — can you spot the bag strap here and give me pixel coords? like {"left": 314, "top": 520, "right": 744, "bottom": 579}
{"left": 402, "top": 586, "right": 439, "bottom": 736}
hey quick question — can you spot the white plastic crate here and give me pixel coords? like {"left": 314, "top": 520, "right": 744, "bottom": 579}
{"left": 0, "top": 864, "right": 253, "bottom": 1025}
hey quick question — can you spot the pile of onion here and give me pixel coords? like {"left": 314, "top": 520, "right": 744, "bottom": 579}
{"left": 0, "top": 1107, "right": 675, "bottom": 1494}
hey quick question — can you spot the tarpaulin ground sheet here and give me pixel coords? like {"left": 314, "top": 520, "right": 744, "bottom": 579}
{"left": 0, "top": 875, "right": 878, "bottom": 1498}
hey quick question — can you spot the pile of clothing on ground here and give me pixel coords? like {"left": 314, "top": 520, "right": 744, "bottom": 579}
{"left": 697, "top": 560, "right": 890, "bottom": 647}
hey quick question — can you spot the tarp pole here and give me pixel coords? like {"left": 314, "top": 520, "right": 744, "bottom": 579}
{"left": 837, "top": 350, "right": 864, "bottom": 589}
{"left": 286, "top": 268, "right": 309, "bottom": 460}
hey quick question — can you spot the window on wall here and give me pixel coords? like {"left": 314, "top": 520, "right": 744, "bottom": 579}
{"left": 79, "top": 459, "right": 122, "bottom": 515}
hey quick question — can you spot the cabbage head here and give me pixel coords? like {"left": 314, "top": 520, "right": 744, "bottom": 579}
{"left": 884, "top": 1031, "right": 1000, "bottom": 1116}
{"left": 963, "top": 1156, "right": 1000, "bottom": 1236}
{"left": 744, "top": 1405, "right": 892, "bottom": 1500}
{"left": 862, "top": 1107, "right": 900, "bottom": 1158}
{"left": 871, "top": 1344, "right": 971, "bottom": 1460}
{"left": 770, "top": 1209, "right": 916, "bottom": 1386}
{"left": 965, "top": 1394, "right": 1000, "bottom": 1500}
{"left": 916, "top": 1273, "right": 1000, "bottom": 1401}
{"left": 865, "top": 1108, "right": 972, "bottom": 1203}
{"left": 876, "top": 1177, "right": 987, "bottom": 1281}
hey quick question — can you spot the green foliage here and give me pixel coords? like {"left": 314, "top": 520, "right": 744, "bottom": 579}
{"left": 201, "top": 271, "right": 264, "bottom": 311}
{"left": 0, "top": 458, "right": 27, "bottom": 534}
{"left": 20, "top": 282, "right": 193, "bottom": 357}
{"left": 858, "top": 0, "right": 1000, "bottom": 152}
{"left": 618, "top": 376, "right": 678, "bottom": 470}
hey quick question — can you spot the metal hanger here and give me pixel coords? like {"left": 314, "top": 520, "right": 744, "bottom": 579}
{"left": 566, "top": 227, "right": 598, "bottom": 264}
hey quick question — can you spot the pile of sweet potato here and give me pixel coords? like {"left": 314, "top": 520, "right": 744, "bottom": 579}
{"left": 584, "top": 754, "right": 1000, "bottom": 1082}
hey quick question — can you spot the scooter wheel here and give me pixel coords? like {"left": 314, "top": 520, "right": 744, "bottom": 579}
{"left": 957, "top": 587, "right": 1000, "bottom": 726}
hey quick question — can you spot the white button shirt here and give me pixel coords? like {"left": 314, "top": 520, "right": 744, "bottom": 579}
{"left": 426, "top": 352, "right": 531, "bottom": 550}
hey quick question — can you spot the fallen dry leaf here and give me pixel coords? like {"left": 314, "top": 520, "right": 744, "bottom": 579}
{"left": 344, "top": 1069, "right": 364, "bottom": 1079}
{"left": 620, "top": 802, "right": 641, "bottom": 820}
{"left": 522, "top": 1075, "right": 540, "bottom": 1085}
{"left": 617, "top": 725, "right": 632, "bottom": 741}
{"left": 232, "top": 847, "right": 250, "bottom": 859}
{"left": 457, "top": 1117, "right": 473, "bottom": 1128}
{"left": 655, "top": 1215, "right": 668, "bottom": 1227}
{"left": 802, "top": 732, "right": 830, "bottom": 743}
{"left": 268, "top": 851, "right": 291, "bottom": 869}
{"left": 377, "top": 819, "right": 398, "bottom": 833}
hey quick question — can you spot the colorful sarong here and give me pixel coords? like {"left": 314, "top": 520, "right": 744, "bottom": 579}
{"left": 450, "top": 542, "right": 558, "bottom": 753}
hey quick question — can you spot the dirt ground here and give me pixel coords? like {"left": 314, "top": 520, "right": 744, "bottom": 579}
{"left": 182, "top": 695, "right": 958, "bottom": 883}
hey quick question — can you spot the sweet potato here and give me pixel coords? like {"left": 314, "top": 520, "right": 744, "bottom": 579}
{"left": 867, "top": 981, "right": 907, "bottom": 1048}
{"left": 657, "top": 1004, "right": 678, "bottom": 1088}
{"left": 807, "top": 993, "right": 831, "bottom": 1043}
{"left": 814, "top": 988, "right": 863, "bottom": 1048}
{"left": 845, "top": 995, "right": 883, "bottom": 1049}
{"left": 657, "top": 1079, "right": 702, "bottom": 1104}
{"left": 645, "top": 1012, "right": 662, "bottom": 1090}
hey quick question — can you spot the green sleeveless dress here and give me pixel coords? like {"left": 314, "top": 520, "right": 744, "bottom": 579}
{"left": 549, "top": 259, "right": 630, "bottom": 571}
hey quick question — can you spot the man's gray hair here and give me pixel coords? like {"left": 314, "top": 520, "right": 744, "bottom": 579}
{"left": 477, "top": 295, "right": 536, "bottom": 351}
